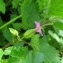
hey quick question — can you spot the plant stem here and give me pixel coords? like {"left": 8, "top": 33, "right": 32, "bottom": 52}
{"left": 42, "top": 23, "right": 53, "bottom": 27}
{"left": 0, "top": 15, "right": 22, "bottom": 30}
{"left": 2, "top": 36, "right": 24, "bottom": 50}
{"left": 2, "top": 42, "right": 12, "bottom": 50}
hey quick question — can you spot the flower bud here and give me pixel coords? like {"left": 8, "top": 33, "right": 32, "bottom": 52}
{"left": 9, "top": 28, "right": 18, "bottom": 36}
{"left": 23, "top": 29, "right": 36, "bottom": 39}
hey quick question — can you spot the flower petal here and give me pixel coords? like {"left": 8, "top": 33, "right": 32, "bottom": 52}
{"left": 35, "top": 21, "right": 40, "bottom": 29}
{"left": 37, "top": 29, "right": 43, "bottom": 36}
{"left": 35, "top": 21, "right": 43, "bottom": 36}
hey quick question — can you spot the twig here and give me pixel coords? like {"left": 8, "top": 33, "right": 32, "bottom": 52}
{"left": 2, "top": 37, "right": 17, "bottom": 50}
{"left": 0, "top": 15, "right": 21, "bottom": 30}
{"left": 2, "top": 42, "right": 12, "bottom": 50}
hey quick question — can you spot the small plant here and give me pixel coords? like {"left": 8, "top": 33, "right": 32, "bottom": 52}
{"left": 0, "top": 0, "right": 63, "bottom": 63}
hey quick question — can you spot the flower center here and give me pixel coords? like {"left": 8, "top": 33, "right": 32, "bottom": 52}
{"left": 39, "top": 27, "right": 42, "bottom": 30}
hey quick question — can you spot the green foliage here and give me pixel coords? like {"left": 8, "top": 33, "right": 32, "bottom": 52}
{"left": 12, "top": 0, "right": 22, "bottom": 9}
{"left": 12, "top": 23, "right": 21, "bottom": 30}
{"left": 3, "top": 28, "right": 14, "bottom": 41}
{"left": 8, "top": 46, "right": 28, "bottom": 63}
{"left": 48, "top": 30, "right": 60, "bottom": 42}
{"left": 10, "top": 46, "right": 28, "bottom": 58}
{"left": 0, "top": 0, "right": 6, "bottom": 13}
{"left": 37, "top": 0, "right": 43, "bottom": 12}
{"left": 0, "top": 17, "right": 3, "bottom": 26}
{"left": 26, "top": 51, "right": 44, "bottom": 63}
{"left": 30, "top": 34, "right": 40, "bottom": 51}
{"left": 21, "top": 0, "right": 40, "bottom": 29}
{"left": 40, "top": 38, "right": 61, "bottom": 63}
{"left": 58, "top": 30, "right": 63, "bottom": 38}
{"left": 0, "top": 34, "right": 7, "bottom": 46}
{"left": 4, "top": 46, "right": 13, "bottom": 55}
{"left": 0, "top": 0, "right": 63, "bottom": 63}
{"left": 48, "top": 0, "right": 63, "bottom": 17}
{"left": 53, "top": 19, "right": 63, "bottom": 30}
{"left": 0, "top": 49, "right": 3, "bottom": 60}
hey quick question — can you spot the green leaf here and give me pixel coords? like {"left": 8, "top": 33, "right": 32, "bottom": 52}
{"left": 8, "top": 47, "right": 28, "bottom": 63}
{"left": 4, "top": 46, "right": 13, "bottom": 55}
{"left": 26, "top": 51, "right": 44, "bottom": 63}
{"left": 10, "top": 47, "right": 28, "bottom": 58}
{"left": 30, "top": 34, "right": 40, "bottom": 51}
{"left": 12, "top": 23, "right": 21, "bottom": 30}
{"left": 33, "top": 52, "right": 44, "bottom": 63}
{"left": 53, "top": 19, "right": 63, "bottom": 30}
{"left": 37, "top": 0, "right": 43, "bottom": 12}
{"left": 8, "top": 57, "right": 26, "bottom": 63}
{"left": 48, "top": 0, "right": 63, "bottom": 18}
{"left": 40, "top": 37, "right": 61, "bottom": 63}
{"left": 21, "top": 0, "right": 40, "bottom": 29}
{"left": 0, "top": 34, "right": 7, "bottom": 46}
{"left": 61, "top": 57, "right": 63, "bottom": 63}
{"left": 0, "top": 48, "right": 3, "bottom": 60}
{"left": 48, "top": 30, "right": 63, "bottom": 48}
{"left": 3, "top": 27, "right": 14, "bottom": 41}
{"left": 1, "top": 59, "right": 8, "bottom": 63}
{"left": 12, "top": 0, "right": 22, "bottom": 9}
{"left": 0, "top": 17, "right": 3, "bottom": 26}
{"left": 0, "top": 0, "right": 6, "bottom": 13}
{"left": 58, "top": 30, "right": 63, "bottom": 38}
{"left": 10, "top": 14, "right": 18, "bottom": 19}
{"left": 48, "top": 30, "right": 60, "bottom": 42}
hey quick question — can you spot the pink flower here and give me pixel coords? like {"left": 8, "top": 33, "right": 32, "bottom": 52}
{"left": 35, "top": 21, "right": 43, "bottom": 36}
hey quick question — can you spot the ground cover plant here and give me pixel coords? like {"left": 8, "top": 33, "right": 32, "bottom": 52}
{"left": 0, "top": 0, "right": 63, "bottom": 63}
